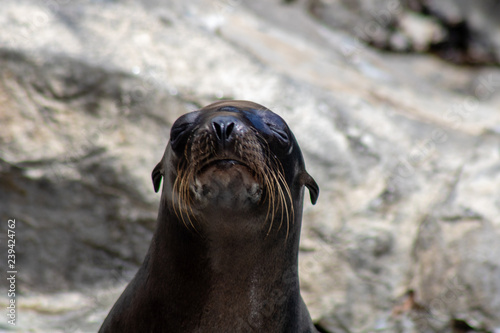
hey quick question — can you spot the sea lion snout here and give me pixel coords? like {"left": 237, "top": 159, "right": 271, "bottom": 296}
{"left": 202, "top": 112, "right": 252, "bottom": 156}
{"left": 190, "top": 113, "right": 263, "bottom": 209}
{"left": 210, "top": 113, "right": 240, "bottom": 148}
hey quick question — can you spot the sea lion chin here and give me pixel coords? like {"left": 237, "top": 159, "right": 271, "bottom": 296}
{"left": 192, "top": 160, "right": 262, "bottom": 209}
{"left": 99, "top": 100, "right": 320, "bottom": 333}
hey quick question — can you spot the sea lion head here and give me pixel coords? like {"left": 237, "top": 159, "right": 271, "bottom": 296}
{"left": 152, "top": 100, "right": 318, "bottom": 237}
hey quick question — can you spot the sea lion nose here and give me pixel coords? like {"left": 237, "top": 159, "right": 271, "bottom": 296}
{"left": 211, "top": 115, "right": 239, "bottom": 145}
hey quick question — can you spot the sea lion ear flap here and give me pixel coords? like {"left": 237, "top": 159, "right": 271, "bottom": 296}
{"left": 152, "top": 162, "right": 163, "bottom": 193}
{"left": 302, "top": 172, "right": 319, "bottom": 205}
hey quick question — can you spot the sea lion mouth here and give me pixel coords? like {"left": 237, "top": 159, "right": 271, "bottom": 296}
{"left": 198, "top": 158, "right": 252, "bottom": 174}
{"left": 193, "top": 157, "right": 261, "bottom": 201}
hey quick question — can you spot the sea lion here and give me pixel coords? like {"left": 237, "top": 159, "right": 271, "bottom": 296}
{"left": 99, "top": 100, "right": 319, "bottom": 332}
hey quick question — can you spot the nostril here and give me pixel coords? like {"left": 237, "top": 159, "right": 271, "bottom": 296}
{"left": 213, "top": 122, "right": 223, "bottom": 141}
{"left": 226, "top": 122, "right": 234, "bottom": 138}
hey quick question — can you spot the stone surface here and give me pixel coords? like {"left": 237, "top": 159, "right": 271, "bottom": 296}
{"left": 0, "top": 0, "right": 499, "bottom": 332}
{"left": 307, "top": 0, "right": 500, "bottom": 64}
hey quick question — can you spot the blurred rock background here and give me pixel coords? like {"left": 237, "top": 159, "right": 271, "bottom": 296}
{"left": 0, "top": 0, "right": 499, "bottom": 332}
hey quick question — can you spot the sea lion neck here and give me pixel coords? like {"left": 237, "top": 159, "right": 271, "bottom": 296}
{"left": 146, "top": 204, "right": 303, "bottom": 330}
{"left": 151, "top": 201, "right": 300, "bottom": 283}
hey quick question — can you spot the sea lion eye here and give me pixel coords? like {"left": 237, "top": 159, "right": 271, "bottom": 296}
{"left": 170, "top": 123, "right": 190, "bottom": 150}
{"left": 270, "top": 127, "right": 289, "bottom": 145}
{"left": 267, "top": 123, "right": 292, "bottom": 155}
{"left": 244, "top": 108, "right": 292, "bottom": 155}
{"left": 170, "top": 111, "right": 199, "bottom": 152}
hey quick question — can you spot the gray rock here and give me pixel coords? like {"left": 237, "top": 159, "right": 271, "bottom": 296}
{"left": 0, "top": 0, "right": 499, "bottom": 332}
{"left": 305, "top": 0, "right": 500, "bottom": 64}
